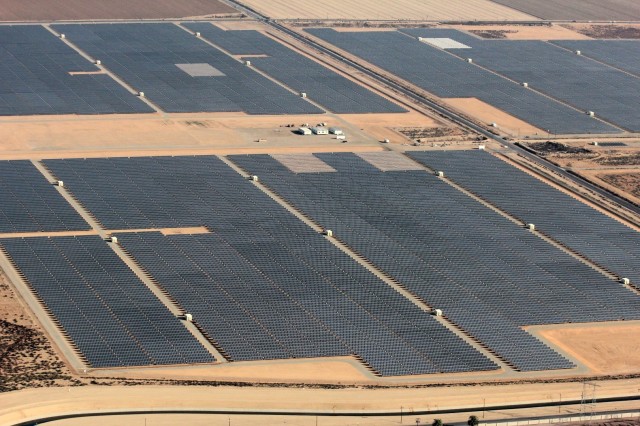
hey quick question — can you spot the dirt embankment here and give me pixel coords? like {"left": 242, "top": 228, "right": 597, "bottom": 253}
{"left": 567, "top": 25, "right": 640, "bottom": 39}
{"left": 0, "top": 273, "right": 80, "bottom": 392}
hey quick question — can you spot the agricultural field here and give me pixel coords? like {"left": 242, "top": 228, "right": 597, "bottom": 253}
{"left": 488, "top": 0, "right": 640, "bottom": 20}
{"left": 235, "top": 0, "right": 536, "bottom": 21}
{"left": 0, "top": 0, "right": 237, "bottom": 21}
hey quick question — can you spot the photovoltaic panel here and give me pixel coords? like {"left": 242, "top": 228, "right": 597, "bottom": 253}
{"left": 231, "top": 152, "right": 640, "bottom": 371}
{"left": 0, "top": 160, "right": 89, "bottom": 233}
{"left": 0, "top": 26, "right": 153, "bottom": 116}
{"left": 401, "top": 29, "right": 640, "bottom": 132}
{"left": 0, "top": 235, "right": 214, "bottom": 368}
{"left": 52, "top": 23, "right": 323, "bottom": 115}
{"left": 183, "top": 23, "right": 407, "bottom": 114}
{"left": 44, "top": 155, "right": 497, "bottom": 376}
{"left": 306, "top": 28, "right": 619, "bottom": 135}
{"left": 408, "top": 150, "right": 640, "bottom": 288}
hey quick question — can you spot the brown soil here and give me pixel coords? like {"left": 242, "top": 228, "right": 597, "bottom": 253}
{"left": 452, "top": 24, "right": 589, "bottom": 40}
{"left": 599, "top": 173, "right": 640, "bottom": 199}
{"left": 0, "top": 112, "right": 414, "bottom": 159}
{"left": 567, "top": 24, "right": 640, "bottom": 39}
{"left": 443, "top": 98, "right": 545, "bottom": 137}
{"left": 536, "top": 323, "right": 640, "bottom": 375}
{"left": 0, "top": 0, "right": 238, "bottom": 21}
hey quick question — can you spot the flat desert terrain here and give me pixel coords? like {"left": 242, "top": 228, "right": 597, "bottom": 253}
{"left": 0, "top": 0, "right": 237, "bottom": 21}
{"left": 488, "top": 0, "right": 640, "bottom": 21}
{"left": 236, "top": 0, "right": 536, "bottom": 21}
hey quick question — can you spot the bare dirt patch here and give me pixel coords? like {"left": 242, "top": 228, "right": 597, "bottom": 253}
{"left": 452, "top": 24, "right": 590, "bottom": 40}
{"left": 235, "top": 0, "right": 536, "bottom": 21}
{"left": 443, "top": 98, "right": 545, "bottom": 137}
{"left": 567, "top": 24, "right": 640, "bottom": 40}
{"left": 597, "top": 172, "right": 640, "bottom": 203}
{"left": 0, "top": 0, "right": 238, "bottom": 21}
{"left": 536, "top": 323, "right": 640, "bottom": 375}
{"left": 0, "top": 113, "right": 405, "bottom": 160}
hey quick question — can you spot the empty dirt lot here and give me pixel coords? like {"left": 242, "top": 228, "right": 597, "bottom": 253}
{"left": 488, "top": 0, "right": 640, "bottom": 21}
{"left": 235, "top": 0, "right": 536, "bottom": 21}
{"left": 0, "top": 0, "right": 237, "bottom": 21}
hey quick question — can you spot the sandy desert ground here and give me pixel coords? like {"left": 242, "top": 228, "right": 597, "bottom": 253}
{"left": 235, "top": 0, "right": 536, "bottom": 21}
{"left": 0, "top": 111, "right": 439, "bottom": 160}
{"left": 0, "top": 0, "right": 237, "bottom": 21}
{"left": 449, "top": 24, "right": 591, "bottom": 40}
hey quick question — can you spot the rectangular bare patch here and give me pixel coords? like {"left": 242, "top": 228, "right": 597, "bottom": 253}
{"left": 272, "top": 154, "right": 337, "bottom": 173}
{"left": 357, "top": 152, "right": 424, "bottom": 171}
{"left": 176, "top": 63, "right": 226, "bottom": 77}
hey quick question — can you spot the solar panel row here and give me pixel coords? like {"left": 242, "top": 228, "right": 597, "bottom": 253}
{"left": 51, "top": 23, "right": 323, "bottom": 115}
{"left": 184, "top": 23, "right": 407, "bottom": 114}
{"left": 306, "top": 28, "right": 618, "bottom": 135}
{"left": 0, "top": 235, "right": 214, "bottom": 368}
{"left": 0, "top": 26, "right": 153, "bottom": 116}
{"left": 230, "top": 152, "right": 640, "bottom": 371}
{"left": 551, "top": 40, "right": 640, "bottom": 78}
{"left": 44, "top": 155, "right": 497, "bottom": 376}
{"left": 407, "top": 150, "right": 640, "bottom": 288}
{"left": 400, "top": 29, "right": 640, "bottom": 132}
{"left": 0, "top": 161, "right": 88, "bottom": 233}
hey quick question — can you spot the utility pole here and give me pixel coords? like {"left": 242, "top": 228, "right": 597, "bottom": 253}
{"left": 580, "top": 381, "right": 599, "bottom": 419}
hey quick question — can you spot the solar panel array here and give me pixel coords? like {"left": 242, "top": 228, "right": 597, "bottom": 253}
{"left": 408, "top": 150, "right": 640, "bottom": 288}
{"left": 400, "top": 30, "right": 640, "bottom": 132}
{"left": 52, "top": 23, "right": 322, "bottom": 115}
{"left": 306, "top": 28, "right": 617, "bottom": 135}
{"left": 45, "top": 155, "right": 496, "bottom": 376}
{"left": 0, "top": 26, "right": 153, "bottom": 116}
{"left": 0, "top": 235, "right": 214, "bottom": 368}
{"left": 0, "top": 161, "right": 89, "bottom": 233}
{"left": 183, "top": 23, "right": 407, "bottom": 114}
{"left": 231, "top": 152, "right": 640, "bottom": 371}
{"left": 551, "top": 40, "right": 640, "bottom": 78}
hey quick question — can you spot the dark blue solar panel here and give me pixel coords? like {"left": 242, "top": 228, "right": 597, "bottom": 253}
{"left": 409, "top": 150, "right": 640, "bottom": 289}
{"left": 0, "top": 160, "right": 88, "bottom": 232}
{"left": 231, "top": 152, "right": 640, "bottom": 371}
{"left": 400, "top": 29, "right": 640, "bottom": 132}
{"left": 306, "top": 28, "right": 619, "bottom": 135}
{"left": 0, "top": 26, "right": 152, "bottom": 116}
{"left": 52, "top": 23, "right": 323, "bottom": 115}
{"left": 0, "top": 235, "right": 214, "bottom": 368}
{"left": 44, "top": 155, "right": 497, "bottom": 376}
{"left": 184, "top": 23, "right": 407, "bottom": 114}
